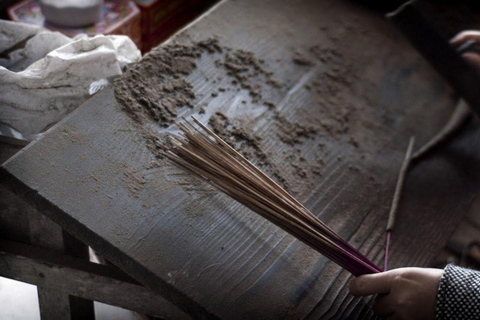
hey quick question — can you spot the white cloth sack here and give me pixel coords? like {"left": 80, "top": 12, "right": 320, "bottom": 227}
{"left": 0, "top": 20, "right": 141, "bottom": 136}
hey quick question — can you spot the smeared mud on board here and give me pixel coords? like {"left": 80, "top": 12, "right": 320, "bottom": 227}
{"left": 113, "top": 38, "right": 283, "bottom": 159}
{"left": 114, "top": 38, "right": 282, "bottom": 128}
{"left": 113, "top": 36, "right": 367, "bottom": 196}
{"left": 221, "top": 49, "right": 282, "bottom": 102}
{"left": 114, "top": 40, "right": 211, "bottom": 127}
{"left": 123, "top": 166, "right": 146, "bottom": 198}
{"left": 274, "top": 112, "right": 319, "bottom": 145}
{"left": 292, "top": 51, "right": 314, "bottom": 66}
{"left": 208, "top": 112, "right": 289, "bottom": 190}
{"left": 270, "top": 141, "right": 328, "bottom": 196}
{"left": 113, "top": 38, "right": 295, "bottom": 191}
{"left": 308, "top": 44, "right": 355, "bottom": 136}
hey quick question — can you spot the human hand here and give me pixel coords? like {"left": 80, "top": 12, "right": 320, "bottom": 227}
{"left": 451, "top": 31, "right": 480, "bottom": 74}
{"left": 349, "top": 267, "right": 443, "bottom": 320}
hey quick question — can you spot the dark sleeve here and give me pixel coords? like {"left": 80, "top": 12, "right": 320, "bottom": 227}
{"left": 435, "top": 264, "right": 480, "bottom": 320}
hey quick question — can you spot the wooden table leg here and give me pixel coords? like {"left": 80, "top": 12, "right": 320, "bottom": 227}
{"left": 0, "top": 239, "right": 191, "bottom": 319}
{"left": 29, "top": 210, "right": 95, "bottom": 320}
{"left": 2, "top": 141, "right": 95, "bottom": 319}
{"left": 37, "top": 288, "right": 72, "bottom": 320}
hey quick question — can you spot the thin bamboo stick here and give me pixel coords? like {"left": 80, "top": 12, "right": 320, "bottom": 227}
{"left": 164, "top": 117, "right": 381, "bottom": 276}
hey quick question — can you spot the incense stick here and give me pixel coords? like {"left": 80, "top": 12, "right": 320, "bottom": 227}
{"left": 412, "top": 100, "right": 471, "bottom": 160}
{"left": 383, "top": 102, "right": 471, "bottom": 270}
{"left": 164, "top": 117, "right": 381, "bottom": 276}
{"left": 384, "top": 136, "right": 415, "bottom": 271}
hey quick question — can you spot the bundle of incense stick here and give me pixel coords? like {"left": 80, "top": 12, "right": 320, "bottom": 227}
{"left": 164, "top": 117, "right": 381, "bottom": 276}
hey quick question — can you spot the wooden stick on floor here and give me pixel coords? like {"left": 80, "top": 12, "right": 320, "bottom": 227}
{"left": 384, "top": 136, "right": 415, "bottom": 271}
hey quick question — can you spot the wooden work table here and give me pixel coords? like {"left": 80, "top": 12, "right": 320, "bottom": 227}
{"left": 2, "top": 0, "right": 480, "bottom": 319}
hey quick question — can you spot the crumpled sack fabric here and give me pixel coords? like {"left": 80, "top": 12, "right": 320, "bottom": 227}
{"left": 0, "top": 20, "right": 141, "bottom": 136}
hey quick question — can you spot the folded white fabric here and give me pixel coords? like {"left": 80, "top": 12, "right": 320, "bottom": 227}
{"left": 0, "top": 20, "right": 141, "bottom": 136}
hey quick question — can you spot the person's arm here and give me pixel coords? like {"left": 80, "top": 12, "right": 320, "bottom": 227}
{"left": 436, "top": 264, "right": 480, "bottom": 320}
{"left": 349, "top": 267, "right": 443, "bottom": 320}
{"left": 349, "top": 265, "right": 480, "bottom": 320}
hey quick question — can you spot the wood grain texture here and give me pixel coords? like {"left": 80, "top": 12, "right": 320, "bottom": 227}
{"left": 2, "top": 0, "right": 480, "bottom": 319}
